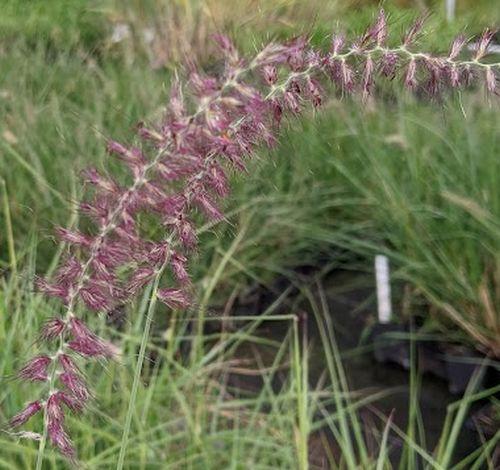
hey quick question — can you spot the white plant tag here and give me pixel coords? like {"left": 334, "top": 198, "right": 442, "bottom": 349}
{"left": 375, "top": 255, "right": 392, "bottom": 324}
{"left": 446, "top": 0, "right": 456, "bottom": 22}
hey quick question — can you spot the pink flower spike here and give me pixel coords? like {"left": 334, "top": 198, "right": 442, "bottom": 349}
{"left": 106, "top": 140, "right": 128, "bottom": 156}
{"left": 213, "top": 34, "right": 239, "bottom": 64}
{"left": 9, "top": 401, "right": 43, "bottom": 428}
{"left": 68, "top": 317, "right": 118, "bottom": 358}
{"left": 194, "top": 192, "right": 224, "bottom": 221}
{"left": 46, "top": 392, "right": 65, "bottom": 424}
{"left": 286, "top": 36, "right": 307, "bottom": 71}
{"left": 79, "top": 200, "right": 109, "bottom": 226}
{"left": 137, "top": 122, "right": 165, "bottom": 144}
{"left": 380, "top": 51, "right": 398, "bottom": 78}
{"left": 485, "top": 67, "right": 496, "bottom": 93}
{"left": 35, "top": 277, "right": 69, "bottom": 303}
{"left": 68, "top": 338, "right": 117, "bottom": 358}
{"left": 55, "top": 257, "right": 83, "bottom": 286}
{"left": 284, "top": 91, "right": 300, "bottom": 113}
{"left": 157, "top": 288, "right": 190, "bottom": 310}
{"left": 270, "top": 98, "right": 283, "bottom": 126}
{"left": 127, "top": 267, "right": 156, "bottom": 294}
{"left": 177, "top": 219, "right": 197, "bottom": 249}
{"left": 189, "top": 72, "right": 219, "bottom": 97}
{"left": 81, "top": 167, "right": 119, "bottom": 194}
{"left": 253, "top": 42, "right": 290, "bottom": 66}
{"left": 48, "top": 421, "right": 76, "bottom": 462}
{"left": 448, "top": 34, "right": 467, "bottom": 60}
{"left": 405, "top": 59, "right": 418, "bottom": 90}
{"left": 362, "top": 56, "right": 375, "bottom": 100}
{"left": 39, "top": 317, "right": 66, "bottom": 341}
{"left": 340, "top": 61, "right": 354, "bottom": 92}
{"left": 18, "top": 355, "right": 52, "bottom": 382}
{"left": 168, "top": 78, "right": 185, "bottom": 118}
{"left": 59, "top": 392, "right": 84, "bottom": 413}
{"left": 46, "top": 395, "right": 76, "bottom": 461}
{"left": 160, "top": 194, "right": 187, "bottom": 218}
{"left": 91, "top": 258, "right": 116, "bottom": 283}
{"left": 59, "top": 372, "right": 91, "bottom": 402}
{"left": 305, "top": 77, "right": 322, "bottom": 107}
{"left": 171, "top": 252, "right": 190, "bottom": 284}
{"left": 449, "top": 65, "right": 461, "bottom": 87}
{"left": 373, "top": 9, "right": 388, "bottom": 47}
{"left": 55, "top": 228, "right": 92, "bottom": 247}
{"left": 208, "top": 163, "right": 230, "bottom": 197}
{"left": 424, "top": 60, "right": 442, "bottom": 96}
{"left": 403, "top": 13, "right": 428, "bottom": 47}
{"left": 79, "top": 282, "right": 113, "bottom": 312}
{"left": 262, "top": 65, "right": 278, "bottom": 85}
{"left": 145, "top": 242, "right": 170, "bottom": 266}
{"left": 475, "top": 29, "right": 495, "bottom": 61}
{"left": 58, "top": 354, "right": 80, "bottom": 374}
{"left": 107, "top": 142, "right": 146, "bottom": 174}
{"left": 331, "top": 34, "right": 345, "bottom": 55}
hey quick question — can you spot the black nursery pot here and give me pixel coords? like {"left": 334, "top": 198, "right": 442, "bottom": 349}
{"left": 417, "top": 341, "right": 448, "bottom": 381}
{"left": 466, "top": 403, "right": 500, "bottom": 443}
{"left": 442, "top": 346, "right": 485, "bottom": 394}
{"left": 371, "top": 323, "right": 410, "bottom": 369}
{"left": 370, "top": 324, "right": 493, "bottom": 395}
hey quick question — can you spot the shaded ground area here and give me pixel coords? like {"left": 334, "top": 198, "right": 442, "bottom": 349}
{"left": 223, "top": 270, "right": 498, "bottom": 466}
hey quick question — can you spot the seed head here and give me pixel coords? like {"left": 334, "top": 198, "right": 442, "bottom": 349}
{"left": 9, "top": 401, "right": 43, "bottom": 428}
{"left": 39, "top": 317, "right": 66, "bottom": 341}
{"left": 18, "top": 356, "right": 52, "bottom": 382}
{"left": 47, "top": 393, "right": 76, "bottom": 461}
{"left": 67, "top": 317, "right": 118, "bottom": 358}
{"left": 59, "top": 372, "right": 91, "bottom": 402}
{"left": 157, "top": 288, "right": 190, "bottom": 310}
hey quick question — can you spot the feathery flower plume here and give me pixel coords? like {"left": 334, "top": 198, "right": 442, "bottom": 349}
{"left": 8, "top": 10, "right": 499, "bottom": 462}
{"left": 18, "top": 356, "right": 52, "bottom": 382}
{"left": 9, "top": 401, "right": 43, "bottom": 428}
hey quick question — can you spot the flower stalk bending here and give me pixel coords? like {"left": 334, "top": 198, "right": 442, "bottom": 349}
{"left": 7, "top": 10, "right": 499, "bottom": 462}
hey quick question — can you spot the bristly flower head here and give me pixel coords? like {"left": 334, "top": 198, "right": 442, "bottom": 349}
{"left": 8, "top": 10, "right": 499, "bottom": 461}
{"left": 9, "top": 401, "right": 43, "bottom": 428}
{"left": 18, "top": 356, "right": 52, "bottom": 382}
{"left": 46, "top": 393, "right": 76, "bottom": 461}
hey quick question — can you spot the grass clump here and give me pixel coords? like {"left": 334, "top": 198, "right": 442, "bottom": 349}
{"left": 1, "top": 244, "right": 498, "bottom": 468}
{"left": 274, "top": 95, "right": 500, "bottom": 352}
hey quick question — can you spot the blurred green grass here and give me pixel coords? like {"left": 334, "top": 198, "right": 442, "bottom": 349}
{"left": 0, "top": 0, "right": 106, "bottom": 50}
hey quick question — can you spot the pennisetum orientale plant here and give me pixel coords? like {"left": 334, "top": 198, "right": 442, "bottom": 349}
{"left": 4, "top": 10, "right": 499, "bottom": 466}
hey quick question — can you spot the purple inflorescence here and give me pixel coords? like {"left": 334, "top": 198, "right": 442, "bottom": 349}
{"left": 8, "top": 10, "right": 499, "bottom": 461}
